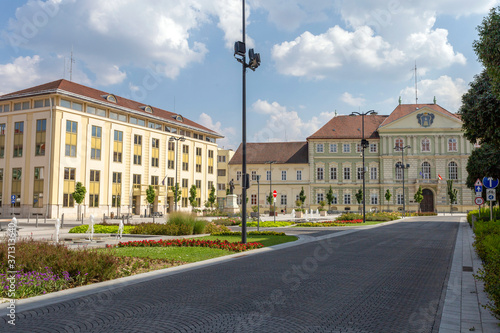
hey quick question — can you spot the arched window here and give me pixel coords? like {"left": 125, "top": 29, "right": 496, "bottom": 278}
{"left": 421, "top": 162, "right": 431, "bottom": 179}
{"left": 421, "top": 138, "right": 430, "bottom": 152}
{"left": 448, "top": 162, "right": 458, "bottom": 180}
{"left": 106, "top": 94, "right": 117, "bottom": 103}
{"left": 395, "top": 138, "right": 403, "bottom": 149}
{"left": 395, "top": 161, "right": 403, "bottom": 180}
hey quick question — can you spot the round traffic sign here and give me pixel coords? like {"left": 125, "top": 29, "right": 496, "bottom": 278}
{"left": 482, "top": 177, "right": 499, "bottom": 189}
{"left": 475, "top": 197, "right": 484, "bottom": 206}
{"left": 273, "top": 190, "right": 277, "bottom": 198}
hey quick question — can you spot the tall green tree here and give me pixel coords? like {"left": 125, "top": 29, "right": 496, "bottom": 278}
{"left": 171, "top": 183, "right": 181, "bottom": 209}
{"left": 299, "top": 187, "right": 306, "bottom": 208}
{"left": 326, "top": 186, "right": 334, "bottom": 210}
{"left": 189, "top": 185, "right": 198, "bottom": 208}
{"left": 473, "top": 6, "right": 500, "bottom": 98}
{"left": 207, "top": 185, "right": 216, "bottom": 208}
{"left": 355, "top": 188, "right": 363, "bottom": 205}
{"left": 385, "top": 189, "right": 392, "bottom": 211}
{"left": 72, "top": 182, "right": 86, "bottom": 221}
{"left": 414, "top": 186, "right": 423, "bottom": 213}
{"left": 447, "top": 180, "right": 458, "bottom": 214}
{"left": 465, "top": 143, "right": 500, "bottom": 188}
{"left": 146, "top": 185, "right": 156, "bottom": 220}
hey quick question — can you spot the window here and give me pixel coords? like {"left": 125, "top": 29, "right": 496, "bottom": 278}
{"left": 182, "top": 145, "right": 189, "bottom": 171}
{"left": 395, "top": 138, "right": 403, "bottom": 149}
{"left": 217, "top": 169, "right": 226, "bottom": 177}
{"left": 208, "top": 181, "right": 213, "bottom": 191}
{"left": 106, "top": 94, "right": 117, "bottom": 103}
{"left": 370, "top": 193, "right": 378, "bottom": 205}
{"left": 421, "top": 138, "right": 430, "bottom": 152}
{"left": 182, "top": 179, "right": 188, "bottom": 207}
{"left": 317, "top": 193, "right": 324, "bottom": 204}
{"left": 133, "top": 135, "right": 142, "bottom": 165}
{"left": 395, "top": 162, "right": 403, "bottom": 180}
{"left": 61, "top": 99, "right": 81, "bottom": 111}
{"left": 251, "top": 194, "right": 257, "bottom": 205}
{"left": 329, "top": 143, "right": 337, "bottom": 153}
{"left": 331, "top": 194, "right": 338, "bottom": 204}
{"left": 448, "top": 138, "right": 457, "bottom": 152}
{"left": 370, "top": 167, "right": 377, "bottom": 180}
{"left": 63, "top": 167, "right": 75, "bottom": 207}
{"left": 281, "top": 170, "right": 287, "bottom": 181}
{"left": 356, "top": 143, "right": 362, "bottom": 153}
{"left": 369, "top": 143, "right": 377, "bottom": 153}
{"left": 344, "top": 167, "right": 351, "bottom": 180}
{"left": 133, "top": 174, "right": 141, "bottom": 189}
{"left": 113, "top": 130, "right": 123, "bottom": 162}
{"left": 35, "top": 119, "right": 46, "bottom": 156}
{"left": 297, "top": 170, "right": 302, "bottom": 181}
{"left": 89, "top": 170, "right": 100, "bottom": 208}
{"left": 109, "top": 111, "right": 127, "bottom": 122}
{"left": 251, "top": 171, "right": 257, "bottom": 181}
{"left": 281, "top": 194, "right": 287, "bottom": 206}
{"left": 237, "top": 171, "right": 242, "bottom": 181}
{"left": 421, "top": 162, "right": 431, "bottom": 179}
{"left": 448, "top": 162, "right": 458, "bottom": 180}
{"left": 208, "top": 150, "right": 214, "bottom": 174}
{"left": 13, "top": 122, "right": 24, "bottom": 157}
{"left": 266, "top": 171, "right": 271, "bottom": 181}
{"left": 317, "top": 167, "right": 324, "bottom": 180}
{"left": 397, "top": 194, "right": 404, "bottom": 205}
{"left": 218, "top": 183, "right": 226, "bottom": 191}
{"left": 218, "top": 155, "right": 226, "bottom": 163}
{"left": 65, "top": 120, "right": 77, "bottom": 157}
{"left": 0, "top": 124, "right": 5, "bottom": 158}
{"left": 168, "top": 141, "right": 175, "bottom": 169}
{"left": 91, "top": 126, "right": 102, "bottom": 160}
{"left": 330, "top": 167, "right": 337, "bottom": 180}
{"left": 357, "top": 167, "right": 364, "bottom": 180}
{"left": 344, "top": 194, "right": 351, "bottom": 205}
{"left": 151, "top": 176, "right": 159, "bottom": 186}
{"left": 195, "top": 147, "right": 202, "bottom": 173}
{"left": 112, "top": 172, "right": 122, "bottom": 207}
{"left": 148, "top": 121, "right": 162, "bottom": 130}
{"left": 151, "top": 138, "right": 159, "bottom": 167}
{"left": 130, "top": 117, "right": 145, "bottom": 126}
{"left": 33, "top": 167, "right": 44, "bottom": 208}
{"left": 343, "top": 143, "right": 351, "bottom": 153}
{"left": 12, "top": 168, "right": 22, "bottom": 207}
{"left": 316, "top": 143, "right": 324, "bottom": 153}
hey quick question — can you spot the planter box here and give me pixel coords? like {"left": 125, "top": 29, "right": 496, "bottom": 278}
{"left": 319, "top": 211, "right": 327, "bottom": 216}
{"left": 295, "top": 211, "right": 304, "bottom": 218}
{"left": 269, "top": 212, "right": 277, "bottom": 217}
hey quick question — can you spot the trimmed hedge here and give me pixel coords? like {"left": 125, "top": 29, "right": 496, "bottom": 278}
{"left": 69, "top": 225, "right": 135, "bottom": 234}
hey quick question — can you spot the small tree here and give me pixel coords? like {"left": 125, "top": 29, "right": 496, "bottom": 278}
{"left": 171, "top": 183, "right": 181, "bottom": 210}
{"left": 319, "top": 200, "right": 326, "bottom": 211}
{"left": 208, "top": 185, "right": 217, "bottom": 208}
{"left": 72, "top": 182, "right": 86, "bottom": 221}
{"left": 189, "top": 185, "right": 198, "bottom": 208}
{"left": 326, "top": 186, "right": 334, "bottom": 210}
{"left": 414, "top": 186, "right": 424, "bottom": 213}
{"left": 299, "top": 187, "right": 306, "bottom": 208}
{"left": 146, "top": 185, "right": 156, "bottom": 221}
{"left": 355, "top": 188, "right": 363, "bottom": 206}
{"left": 385, "top": 189, "right": 392, "bottom": 211}
{"left": 447, "top": 180, "right": 458, "bottom": 214}
{"left": 266, "top": 192, "right": 273, "bottom": 205}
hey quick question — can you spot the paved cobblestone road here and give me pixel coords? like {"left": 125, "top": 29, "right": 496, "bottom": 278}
{"left": 2, "top": 219, "right": 458, "bottom": 332}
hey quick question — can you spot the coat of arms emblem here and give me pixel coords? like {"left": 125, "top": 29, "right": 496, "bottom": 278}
{"left": 417, "top": 112, "right": 434, "bottom": 127}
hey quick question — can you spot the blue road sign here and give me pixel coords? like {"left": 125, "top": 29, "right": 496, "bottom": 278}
{"left": 475, "top": 185, "right": 483, "bottom": 192}
{"left": 483, "top": 177, "right": 499, "bottom": 189}
{"left": 11, "top": 195, "right": 15, "bottom": 204}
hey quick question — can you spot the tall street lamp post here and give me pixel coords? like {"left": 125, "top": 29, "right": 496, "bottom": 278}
{"left": 350, "top": 110, "right": 376, "bottom": 224}
{"left": 169, "top": 136, "right": 185, "bottom": 212}
{"left": 395, "top": 145, "right": 411, "bottom": 217}
{"left": 234, "top": 0, "right": 261, "bottom": 244}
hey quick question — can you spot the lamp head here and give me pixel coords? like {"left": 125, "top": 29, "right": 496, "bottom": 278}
{"left": 169, "top": 137, "right": 175, "bottom": 142}
{"left": 180, "top": 137, "right": 186, "bottom": 142}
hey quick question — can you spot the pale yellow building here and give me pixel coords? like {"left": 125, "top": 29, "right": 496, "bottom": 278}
{"left": 216, "top": 148, "right": 235, "bottom": 208}
{"left": 0, "top": 79, "right": 222, "bottom": 218}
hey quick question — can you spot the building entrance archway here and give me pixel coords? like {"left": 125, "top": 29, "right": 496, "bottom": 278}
{"left": 421, "top": 189, "right": 434, "bottom": 212}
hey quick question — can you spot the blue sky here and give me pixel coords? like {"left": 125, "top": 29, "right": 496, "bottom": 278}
{"left": 0, "top": 0, "right": 497, "bottom": 149}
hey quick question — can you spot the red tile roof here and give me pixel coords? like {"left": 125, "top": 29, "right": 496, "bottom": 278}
{"left": 379, "top": 104, "right": 460, "bottom": 128}
{"left": 229, "top": 142, "right": 308, "bottom": 165}
{"left": 307, "top": 114, "right": 388, "bottom": 140}
{"left": 0, "top": 79, "right": 221, "bottom": 136}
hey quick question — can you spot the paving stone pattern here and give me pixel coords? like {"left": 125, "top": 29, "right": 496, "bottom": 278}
{"left": 2, "top": 221, "right": 458, "bottom": 332}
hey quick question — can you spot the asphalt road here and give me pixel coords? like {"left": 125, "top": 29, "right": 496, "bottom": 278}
{"left": 2, "top": 218, "right": 458, "bottom": 332}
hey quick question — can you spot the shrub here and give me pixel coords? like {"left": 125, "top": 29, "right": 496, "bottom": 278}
{"left": 206, "top": 222, "right": 230, "bottom": 234}
{"left": 213, "top": 217, "right": 241, "bottom": 226}
{"left": 130, "top": 223, "right": 179, "bottom": 235}
{"left": 468, "top": 207, "right": 500, "bottom": 224}
{"left": 193, "top": 220, "right": 208, "bottom": 234}
{"left": 242, "top": 221, "right": 293, "bottom": 228}
{"left": 335, "top": 213, "right": 363, "bottom": 221}
{"left": 211, "top": 231, "right": 287, "bottom": 236}
{"left": 69, "top": 225, "right": 135, "bottom": 234}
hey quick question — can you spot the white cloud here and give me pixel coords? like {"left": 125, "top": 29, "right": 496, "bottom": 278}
{"left": 198, "top": 112, "right": 237, "bottom": 149}
{"left": 0, "top": 56, "right": 41, "bottom": 94}
{"left": 341, "top": 92, "right": 366, "bottom": 107}
{"left": 399, "top": 75, "right": 467, "bottom": 112}
{"left": 251, "top": 99, "right": 336, "bottom": 141}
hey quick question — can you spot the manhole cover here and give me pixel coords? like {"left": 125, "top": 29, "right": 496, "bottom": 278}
{"left": 463, "top": 266, "right": 473, "bottom": 272}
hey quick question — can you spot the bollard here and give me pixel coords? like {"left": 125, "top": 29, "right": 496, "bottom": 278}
{"left": 55, "top": 218, "right": 61, "bottom": 243}
{"left": 27, "top": 215, "right": 30, "bottom": 224}
{"left": 36, "top": 215, "right": 39, "bottom": 228}
{"left": 61, "top": 213, "right": 64, "bottom": 228}
{"left": 44, "top": 216, "right": 47, "bottom": 223}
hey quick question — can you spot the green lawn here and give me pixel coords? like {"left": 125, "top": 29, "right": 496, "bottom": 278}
{"left": 104, "top": 234, "right": 298, "bottom": 262}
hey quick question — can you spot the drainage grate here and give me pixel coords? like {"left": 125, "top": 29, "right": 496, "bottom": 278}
{"left": 463, "top": 266, "right": 473, "bottom": 272}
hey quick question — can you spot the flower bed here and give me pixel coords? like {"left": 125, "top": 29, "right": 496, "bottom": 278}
{"left": 212, "top": 217, "right": 241, "bottom": 226}
{"left": 69, "top": 224, "right": 135, "bottom": 234}
{"left": 241, "top": 221, "right": 294, "bottom": 228}
{"left": 211, "top": 231, "right": 287, "bottom": 236}
{"left": 114, "top": 239, "right": 263, "bottom": 252}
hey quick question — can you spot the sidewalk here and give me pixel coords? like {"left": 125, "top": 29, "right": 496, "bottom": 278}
{"left": 439, "top": 218, "right": 499, "bottom": 332}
